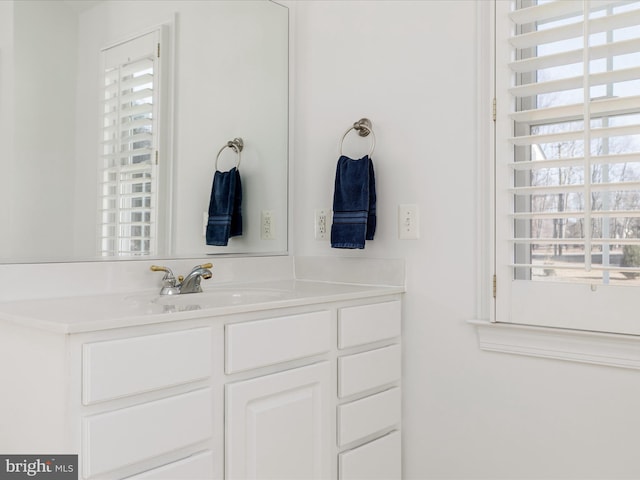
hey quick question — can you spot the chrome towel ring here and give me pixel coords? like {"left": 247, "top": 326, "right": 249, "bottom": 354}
{"left": 339, "top": 118, "right": 375, "bottom": 157}
{"left": 215, "top": 137, "right": 244, "bottom": 171}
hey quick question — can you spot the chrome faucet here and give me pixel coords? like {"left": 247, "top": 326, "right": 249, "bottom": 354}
{"left": 150, "top": 263, "right": 213, "bottom": 295}
{"left": 180, "top": 264, "right": 213, "bottom": 293}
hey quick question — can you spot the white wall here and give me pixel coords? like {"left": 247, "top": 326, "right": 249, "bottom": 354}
{"left": 2, "top": 1, "right": 77, "bottom": 259}
{"left": 0, "top": 1, "right": 14, "bottom": 257}
{"left": 291, "top": 1, "right": 640, "bottom": 478}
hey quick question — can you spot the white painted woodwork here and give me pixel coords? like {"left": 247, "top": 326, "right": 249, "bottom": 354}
{"left": 82, "top": 327, "right": 212, "bottom": 404}
{"left": 226, "top": 362, "right": 332, "bottom": 480}
{"left": 225, "top": 310, "right": 331, "bottom": 373}
{"left": 338, "top": 344, "right": 401, "bottom": 398}
{"left": 83, "top": 388, "right": 213, "bottom": 478}
{"left": 0, "top": 282, "right": 402, "bottom": 479}
{"left": 339, "top": 431, "right": 402, "bottom": 480}
{"left": 125, "top": 451, "right": 214, "bottom": 479}
{"left": 0, "top": 322, "right": 68, "bottom": 453}
{"left": 338, "top": 300, "right": 401, "bottom": 349}
{"left": 338, "top": 387, "right": 401, "bottom": 446}
{"left": 471, "top": 319, "right": 640, "bottom": 370}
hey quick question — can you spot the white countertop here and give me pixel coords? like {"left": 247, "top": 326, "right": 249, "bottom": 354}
{"left": 0, "top": 279, "right": 404, "bottom": 334}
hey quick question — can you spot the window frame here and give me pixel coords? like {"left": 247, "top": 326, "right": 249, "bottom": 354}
{"left": 472, "top": 0, "right": 640, "bottom": 369}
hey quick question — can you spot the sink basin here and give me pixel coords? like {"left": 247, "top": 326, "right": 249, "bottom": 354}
{"left": 127, "top": 287, "right": 292, "bottom": 310}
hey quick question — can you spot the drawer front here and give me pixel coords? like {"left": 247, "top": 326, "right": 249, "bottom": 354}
{"left": 125, "top": 451, "right": 213, "bottom": 479}
{"left": 338, "top": 301, "right": 401, "bottom": 349}
{"left": 338, "top": 387, "right": 401, "bottom": 446}
{"left": 339, "top": 431, "right": 401, "bottom": 480}
{"left": 338, "top": 344, "right": 401, "bottom": 398}
{"left": 83, "top": 327, "right": 212, "bottom": 405}
{"left": 83, "top": 388, "right": 213, "bottom": 478}
{"left": 226, "top": 311, "right": 331, "bottom": 373}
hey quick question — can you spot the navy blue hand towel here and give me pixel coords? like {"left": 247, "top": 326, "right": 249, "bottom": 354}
{"left": 206, "top": 167, "right": 243, "bottom": 246}
{"left": 331, "top": 155, "right": 376, "bottom": 249}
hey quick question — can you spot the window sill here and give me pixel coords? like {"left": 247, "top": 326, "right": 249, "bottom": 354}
{"left": 469, "top": 320, "right": 640, "bottom": 370}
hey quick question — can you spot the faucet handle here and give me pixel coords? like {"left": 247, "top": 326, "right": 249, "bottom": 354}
{"left": 150, "top": 265, "right": 177, "bottom": 283}
{"left": 151, "top": 265, "right": 181, "bottom": 295}
{"left": 150, "top": 265, "right": 172, "bottom": 274}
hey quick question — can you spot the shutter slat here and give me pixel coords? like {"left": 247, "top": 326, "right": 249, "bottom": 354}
{"left": 510, "top": 124, "right": 640, "bottom": 146}
{"left": 509, "top": 37, "right": 640, "bottom": 74}
{"left": 509, "top": 66, "right": 640, "bottom": 98}
{"left": 513, "top": 210, "right": 640, "bottom": 219}
{"left": 121, "top": 73, "right": 153, "bottom": 90}
{"left": 510, "top": 95, "right": 640, "bottom": 124}
{"left": 102, "top": 133, "right": 152, "bottom": 147}
{"left": 511, "top": 238, "right": 640, "bottom": 246}
{"left": 120, "top": 88, "right": 154, "bottom": 105}
{"left": 101, "top": 163, "right": 153, "bottom": 174}
{"left": 99, "top": 208, "right": 154, "bottom": 214}
{"left": 510, "top": 153, "right": 640, "bottom": 171}
{"left": 509, "top": 157, "right": 585, "bottom": 170}
{"left": 512, "top": 180, "right": 640, "bottom": 196}
{"left": 103, "top": 118, "right": 153, "bottom": 136}
{"left": 510, "top": 7, "right": 640, "bottom": 50}
{"left": 508, "top": 0, "right": 624, "bottom": 25}
{"left": 101, "top": 148, "right": 154, "bottom": 162}
{"left": 511, "top": 263, "right": 640, "bottom": 273}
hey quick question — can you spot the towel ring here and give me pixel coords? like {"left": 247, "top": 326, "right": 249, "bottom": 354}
{"left": 215, "top": 137, "right": 243, "bottom": 171}
{"left": 339, "top": 118, "right": 375, "bottom": 157}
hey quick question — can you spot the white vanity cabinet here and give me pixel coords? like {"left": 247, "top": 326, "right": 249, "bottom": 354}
{"left": 0, "top": 289, "right": 402, "bottom": 480}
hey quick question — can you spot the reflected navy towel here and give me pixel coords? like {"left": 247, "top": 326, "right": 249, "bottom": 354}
{"left": 206, "top": 167, "right": 242, "bottom": 246}
{"left": 331, "top": 155, "right": 376, "bottom": 249}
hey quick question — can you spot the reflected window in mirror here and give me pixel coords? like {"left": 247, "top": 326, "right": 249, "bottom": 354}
{"left": 99, "top": 28, "right": 167, "bottom": 257}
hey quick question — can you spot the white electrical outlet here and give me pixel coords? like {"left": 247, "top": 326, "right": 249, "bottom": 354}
{"left": 315, "top": 209, "right": 331, "bottom": 240}
{"left": 261, "top": 210, "right": 275, "bottom": 240}
{"left": 399, "top": 204, "right": 419, "bottom": 239}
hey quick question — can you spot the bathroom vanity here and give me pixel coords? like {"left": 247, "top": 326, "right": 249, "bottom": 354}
{"left": 0, "top": 277, "right": 403, "bottom": 480}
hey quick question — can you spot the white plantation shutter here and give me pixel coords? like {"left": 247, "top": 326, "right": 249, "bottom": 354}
{"left": 99, "top": 31, "right": 160, "bottom": 256}
{"left": 495, "top": 0, "right": 640, "bottom": 334}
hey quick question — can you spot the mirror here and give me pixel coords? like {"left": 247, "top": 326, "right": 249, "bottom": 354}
{"left": 0, "top": 0, "right": 288, "bottom": 263}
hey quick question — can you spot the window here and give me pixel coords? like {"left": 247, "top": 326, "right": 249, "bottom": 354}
{"left": 494, "top": 0, "right": 640, "bottom": 335}
{"left": 99, "top": 29, "right": 166, "bottom": 257}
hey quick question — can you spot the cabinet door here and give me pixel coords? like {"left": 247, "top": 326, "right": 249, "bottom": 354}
{"left": 226, "top": 362, "right": 331, "bottom": 480}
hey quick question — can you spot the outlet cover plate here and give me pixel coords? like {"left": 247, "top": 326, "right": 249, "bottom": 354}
{"left": 399, "top": 204, "right": 419, "bottom": 239}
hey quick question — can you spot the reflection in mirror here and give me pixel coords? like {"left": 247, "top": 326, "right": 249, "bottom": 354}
{"left": 100, "top": 28, "right": 168, "bottom": 257}
{"left": 0, "top": 0, "right": 288, "bottom": 263}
